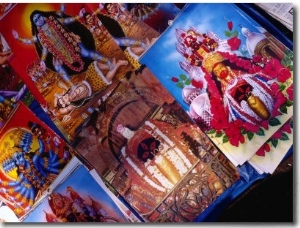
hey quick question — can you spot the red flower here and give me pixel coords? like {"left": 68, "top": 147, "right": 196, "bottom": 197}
{"left": 227, "top": 36, "right": 241, "bottom": 51}
{"left": 255, "top": 143, "right": 271, "bottom": 156}
{"left": 262, "top": 57, "right": 268, "bottom": 64}
{"left": 262, "top": 58, "right": 282, "bottom": 78}
{"left": 248, "top": 65, "right": 262, "bottom": 74}
{"left": 210, "top": 103, "right": 228, "bottom": 131}
{"left": 256, "top": 146, "right": 265, "bottom": 156}
{"left": 224, "top": 124, "right": 244, "bottom": 147}
{"left": 191, "top": 79, "right": 203, "bottom": 88}
{"left": 277, "top": 68, "right": 291, "bottom": 83}
{"left": 286, "top": 84, "right": 293, "bottom": 101}
{"left": 264, "top": 143, "right": 271, "bottom": 152}
{"left": 233, "top": 119, "right": 243, "bottom": 128}
{"left": 211, "top": 112, "right": 227, "bottom": 131}
{"left": 227, "top": 21, "right": 233, "bottom": 31}
{"left": 252, "top": 55, "right": 263, "bottom": 63}
{"left": 260, "top": 120, "right": 269, "bottom": 130}
{"left": 273, "top": 91, "right": 287, "bottom": 110}
{"left": 271, "top": 108, "right": 282, "bottom": 117}
{"left": 171, "top": 77, "right": 179, "bottom": 82}
{"left": 270, "top": 82, "right": 280, "bottom": 94}
{"left": 243, "top": 122, "right": 260, "bottom": 133}
{"left": 272, "top": 131, "right": 282, "bottom": 139}
{"left": 281, "top": 121, "right": 292, "bottom": 134}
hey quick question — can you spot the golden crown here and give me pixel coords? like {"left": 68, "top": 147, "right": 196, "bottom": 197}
{"left": 202, "top": 52, "right": 226, "bottom": 73}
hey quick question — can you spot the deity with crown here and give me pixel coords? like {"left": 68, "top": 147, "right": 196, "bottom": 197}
{"left": 175, "top": 27, "right": 280, "bottom": 131}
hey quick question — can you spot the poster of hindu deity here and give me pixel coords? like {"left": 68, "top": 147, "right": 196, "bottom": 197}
{"left": 72, "top": 61, "right": 240, "bottom": 221}
{"left": 0, "top": 101, "right": 75, "bottom": 218}
{"left": 0, "top": 32, "right": 34, "bottom": 129}
{"left": 22, "top": 165, "right": 131, "bottom": 222}
{"left": 140, "top": 3, "right": 293, "bottom": 167}
{"left": 0, "top": 3, "right": 163, "bottom": 142}
{"left": 85, "top": 3, "right": 160, "bottom": 70}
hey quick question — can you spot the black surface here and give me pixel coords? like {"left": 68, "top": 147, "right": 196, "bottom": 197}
{"left": 216, "top": 154, "right": 294, "bottom": 222}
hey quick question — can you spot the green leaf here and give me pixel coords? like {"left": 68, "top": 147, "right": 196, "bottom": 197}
{"left": 279, "top": 84, "right": 286, "bottom": 91}
{"left": 185, "top": 79, "right": 191, "bottom": 85}
{"left": 247, "top": 132, "right": 254, "bottom": 141}
{"left": 179, "top": 74, "right": 187, "bottom": 80}
{"left": 223, "top": 135, "right": 229, "bottom": 143}
{"left": 233, "top": 30, "right": 238, "bottom": 37}
{"left": 269, "top": 118, "right": 281, "bottom": 126}
{"left": 225, "top": 30, "right": 231, "bottom": 37}
{"left": 256, "top": 128, "right": 265, "bottom": 136}
{"left": 281, "top": 58, "right": 291, "bottom": 68}
{"left": 215, "top": 132, "right": 223, "bottom": 137}
{"left": 290, "top": 119, "right": 293, "bottom": 129}
{"left": 280, "top": 105, "right": 287, "bottom": 114}
{"left": 271, "top": 138, "right": 279, "bottom": 148}
{"left": 286, "top": 100, "right": 293, "bottom": 107}
{"left": 177, "top": 82, "right": 184, "bottom": 88}
{"left": 206, "top": 129, "right": 216, "bottom": 134}
{"left": 281, "top": 132, "right": 289, "bottom": 141}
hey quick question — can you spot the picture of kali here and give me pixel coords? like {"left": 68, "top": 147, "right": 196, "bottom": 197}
{"left": 0, "top": 127, "right": 72, "bottom": 217}
{"left": 12, "top": 6, "right": 127, "bottom": 88}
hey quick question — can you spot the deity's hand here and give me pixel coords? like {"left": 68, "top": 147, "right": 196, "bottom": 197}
{"left": 40, "top": 61, "right": 46, "bottom": 71}
{"left": 78, "top": 7, "right": 85, "bottom": 18}
{"left": 12, "top": 30, "right": 19, "bottom": 40}
{"left": 99, "top": 3, "right": 104, "bottom": 11}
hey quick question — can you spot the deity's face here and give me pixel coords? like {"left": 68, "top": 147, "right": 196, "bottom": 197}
{"left": 212, "top": 62, "right": 229, "bottom": 80}
{"left": 106, "top": 3, "right": 120, "bottom": 15}
{"left": 85, "top": 14, "right": 94, "bottom": 26}
{"left": 13, "top": 152, "right": 25, "bottom": 166}
{"left": 51, "top": 194, "right": 65, "bottom": 209}
{"left": 32, "top": 127, "right": 43, "bottom": 138}
{"left": 33, "top": 13, "right": 45, "bottom": 27}
{"left": 58, "top": 94, "right": 71, "bottom": 108}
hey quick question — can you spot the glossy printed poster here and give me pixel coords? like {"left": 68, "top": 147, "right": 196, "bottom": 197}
{"left": 72, "top": 65, "right": 240, "bottom": 222}
{"left": 0, "top": 102, "right": 75, "bottom": 218}
{"left": 0, "top": 3, "right": 132, "bottom": 141}
{"left": 0, "top": 3, "right": 160, "bottom": 142}
{"left": 0, "top": 31, "right": 34, "bottom": 129}
{"left": 140, "top": 3, "right": 293, "bottom": 167}
{"left": 22, "top": 165, "right": 130, "bottom": 222}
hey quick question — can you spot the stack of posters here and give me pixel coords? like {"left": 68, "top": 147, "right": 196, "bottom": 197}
{"left": 0, "top": 2, "right": 293, "bottom": 223}
{"left": 140, "top": 3, "right": 293, "bottom": 174}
